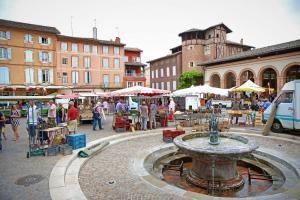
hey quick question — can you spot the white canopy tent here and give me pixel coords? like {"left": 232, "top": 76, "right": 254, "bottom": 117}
{"left": 172, "top": 84, "right": 229, "bottom": 97}
{"left": 232, "top": 80, "right": 265, "bottom": 92}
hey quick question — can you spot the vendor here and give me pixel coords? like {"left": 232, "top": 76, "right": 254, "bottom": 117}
{"left": 48, "top": 100, "right": 57, "bottom": 127}
{"left": 67, "top": 101, "right": 78, "bottom": 134}
{"left": 231, "top": 99, "right": 240, "bottom": 124}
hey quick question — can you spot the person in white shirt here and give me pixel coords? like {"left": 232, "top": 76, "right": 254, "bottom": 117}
{"left": 27, "top": 100, "right": 40, "bottom": 144}
{"left": 103, "top": 100, "right": 108, "bottom": 114}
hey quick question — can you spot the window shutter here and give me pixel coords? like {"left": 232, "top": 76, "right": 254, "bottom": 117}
{"left": 24, "top": 69, "right": 29, "bottom": 84}
{"left": 0, "top": 67, "right": 9, "bottom": 84}
{"left": 6, "top": 31, "right": 10, "bottom": 39}
{"left": 48, "top": 38, "right": 51, "bottom": 44}
{"left": 29, "top": 35, "right": 32, "bottom": 43}
{"left": 38, "top": 68, "right": 42, "bottom": 83}
{"left": 38, "top": 36, "right": 42, "bottom": 44}
{"left": 38, "top": 51, "right": 42, "bottom": 62}
{"left": 49, "top": 68, "right": 53, "bottom": 83}
{"left": 84, "top": 72, "right": 87, "bottom": 83}
{"left": 7, "top": 48, "right": 12, "bottom": 60}
{"left": 24, "top": 35, "right": 27, "bottom": 42}
{"left": 49, "top": 52, "right": 52, "bottom": 63}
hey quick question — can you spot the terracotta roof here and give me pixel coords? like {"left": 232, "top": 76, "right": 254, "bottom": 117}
{"left": 198, "top": 39, "right": 300, "bottom": 66}
{"left": 125, "top": 47, "right": 143, "bottom": 52}
{"left": 226, "top": 40, "right": 254, "bottom": 48}
{"left": 125, "top": 62, "right": 147, "bottom": 67}
{"left": 147, "top": 51, "right": 181, "bottom": 63}
{"left": 0, "top": 19, "right": 60, "bottom": 34}
{"left": 179, "top": 23, "right": 232, "bottom": 36}
{"left": 57, "top": 35, "right": 125, "bottom": 46}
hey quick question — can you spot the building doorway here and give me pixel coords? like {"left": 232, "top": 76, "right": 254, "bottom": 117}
{"left": 224, "top": 72, "right": 236, "bottom": 88}
{"left": 210, "top": 74, "right": 221, "bottom": 88}
{"left": 285, "top": 65, "right": 300, "bottom": 82}
{"left": 261, "top": 68, "right": 277, "bottom": 91}
{"left": 240, "top": 70, "right": 254, "bottom": 84}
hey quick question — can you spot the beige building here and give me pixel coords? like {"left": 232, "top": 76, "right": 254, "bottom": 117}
{"left": 201, "top": 40, "right": 300, "bottom": 92}
{"left": 0, "top": 19, "right": 60, "bottom": 95}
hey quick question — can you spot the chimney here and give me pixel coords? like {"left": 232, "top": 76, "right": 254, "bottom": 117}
{"left": 240, "top": 38, "right": 243, "bottom": 45}
{"left": 115, "top": 37, "right": 120, "bottom": 43}
{"left": 93, "top": 27, "right": 97, "bottom": 39}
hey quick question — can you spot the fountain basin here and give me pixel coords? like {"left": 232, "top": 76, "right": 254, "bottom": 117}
{"left": 173, "top": 132, "right": 259, "bottom": 190}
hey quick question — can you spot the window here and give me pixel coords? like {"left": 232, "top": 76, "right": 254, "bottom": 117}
{"left": 62, "top": 58, "right": 68, "bottom": 65}
{"left": 172, "top": 81, "right": 177, "bottom": 90}
{"left": 124, "top": 56, "right": 128, "bottom": 62}
{"left": 161, "top": 82, "right": 164, "bottom": 90}
{"left": 160, "top": 68, "right": 164, "bottom": 77}
{"left": 72, "top": 71, "right": 79, "bottom": 84}
{"left": 137, "top": 82, "right": 143, "bottom": 86}
{"left": 39, "top": 51, "right": 52, "bottom": 63}
{"left": 103, "top": 75, "right": 109, "bottom": 87}
{"left": 204, "top": 45, "right": 211, "bottom": 55}
{"left": 114, "top": 75, "right": 120, "bottom": 85}
{"left": 102, "top": 46, "right": 109, "bottom": 54}
{"left": 114, "top": 47, "right": 120, "bottom": 55}
{"left": 102, "top": 58, "right": 109, "bottom": 68}
{"left": 84, "top": 57, "right": 90, "bottom": 68}
{"left": 24, "top": 34, "right": 32, "bottom": 43}
{"left": 276, "top": 92, "right": 293, "bottom": 104}
{"left": 62, "top": 72, "right": 68, "bottom": 84}
{"left": 166, "top": 82, "right": 170, "bottom": 91}
{"left": 61, "top": 42, "right": 67, "bottom": 52}
{"left": 84, "top": 71, "right": 91, "bottom": 84}
{"left": 166, "top": 67, "right": 170, "bottom": 77}
{"left": 39, "top": 36, "right": 51, "bottom": 45}
{"left": 151, "top": 70, "right": 154, "bottom": 78}
{"left": 216, "top": 34, "right": 219, "bottom": 38}
{"left": 156, "top": 82, "right": 159, "bottom": 89}
{"left": 127, "top": 82, "right": 133, "bottom": 87}
{"left": 133, "top": 57, "right": 141, "bottom": 62}
{"left": 189, "top": 61, "right": 194, "bottom": 67}
{"left": 114, "top": 58, "right": 120, "bottom": 68}
{"left": 71, "top": 56, "right": 78, "bottom": 67}
{"left": 24, "top": 68, "right": 34, "bottom": 84}
{"left": 0, "top": 48, "right": 12, "bottom": 60}
{"left": 92, "top": 45, "right": 98, "bottom": 54}
{"left": 0, "top": 67, "right": 9, "bottom": 84}
{"left": 208, "top": 34, "right": 211, "bottom": 39}
{"left": 155, "top": 69, "right": 158, "bottom": 78}
{"left": 0, "top": 31, "right": 10, "bottom": 40}
{"left": 71, "top": 43, "right": 78, "bottom": 52}
{"left": 39, "top": 69, "right": 50, "bottom": 83}
{"left": 25, "top": 50, "right": 33, "bottom": 62}
{"left": 83, "top": 44, "right": 90, "bottom": 53}
{"left": 172, "top": 66, "right": 176, "bottom": 76}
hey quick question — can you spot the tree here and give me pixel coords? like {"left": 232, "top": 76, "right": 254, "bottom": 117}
{"left": 178, "top": 71, "right": 203, "bottom": 89}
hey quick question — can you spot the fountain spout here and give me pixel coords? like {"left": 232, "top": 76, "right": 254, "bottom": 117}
{"left": 209, "top": 112, "right": 220, "bottom": 145}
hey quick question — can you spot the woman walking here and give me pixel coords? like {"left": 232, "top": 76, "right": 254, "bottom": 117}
{"left": 10, "top": 105, "right": 21, "bottom": 141}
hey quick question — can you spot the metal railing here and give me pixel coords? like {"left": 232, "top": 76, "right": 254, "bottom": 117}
{"left": 125, "top": 73, "right": 145, "bottom": 77}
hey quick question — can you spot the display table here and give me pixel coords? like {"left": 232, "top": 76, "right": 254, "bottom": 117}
{"left": 42, "top": 127, "right": 64, "bottom": 145}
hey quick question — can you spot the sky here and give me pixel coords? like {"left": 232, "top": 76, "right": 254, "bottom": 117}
{"left": 0, "top": 0, "right": 299, "bottom": 64}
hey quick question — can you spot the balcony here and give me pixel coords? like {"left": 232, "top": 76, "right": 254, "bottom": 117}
{"left": 100, "top": 82, "right": 122, "bottom": 89}
{"left": 125, "top": 72, "right": 145, "bottom": 77}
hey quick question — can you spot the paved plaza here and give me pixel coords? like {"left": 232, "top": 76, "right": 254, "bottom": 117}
{"left": 0, "top": 116, "right": 300, "bottom": 200}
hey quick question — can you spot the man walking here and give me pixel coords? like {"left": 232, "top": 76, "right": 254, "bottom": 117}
{"left": 93, "top": 102, "right": 103, "bottom": 131}
{"left": 149, "top": 101, "right": 157, "bottom": 129}
{"left": 27, "top": 100, "right": 39, "bottom": 145}
{"left": 48, "top": 100, "right": 56, "bottom": 127}
{"left": 139, "top": 101, "right": 148, "bottom": 131}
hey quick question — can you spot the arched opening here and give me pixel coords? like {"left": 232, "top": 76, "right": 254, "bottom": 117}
{"left": 261, "top": 68, "right": 277, "bottom": 91}
{"left": 224, "top": 72, "right": 236, "bottom": 89}
{"left": 210, "top": 74, "right": 221, "bottom": 88}
{"left": 240, "top": 70, "right": 254, "bottom": 84}
{"left": 285, "top": 65, "right": 300, "bottom": 82}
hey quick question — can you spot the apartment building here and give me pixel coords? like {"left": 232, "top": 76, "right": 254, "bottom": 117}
{"left": 123, "top": 47, "right": 146, "bottom": 87}
{"left": 56, "top": 35, "right": 125, "bottom": 93}
{"left": 0, "top": 19, "right": 60, "bottom": 95}
{"left": 147, "top": 52, "right": 182, "bottom": 92}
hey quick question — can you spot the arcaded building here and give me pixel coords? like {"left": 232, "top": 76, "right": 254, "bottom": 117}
{"left": 200, "top": 40, "right": 300, "bottom": 92}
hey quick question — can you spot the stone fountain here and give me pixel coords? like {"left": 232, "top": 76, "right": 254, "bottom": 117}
{"left": 173, "top": 113, "right": 258, "bottom": 191}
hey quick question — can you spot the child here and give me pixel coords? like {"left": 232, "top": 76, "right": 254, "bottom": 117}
{"left": 250, "top": 111, "right": 256, "bottom": 127}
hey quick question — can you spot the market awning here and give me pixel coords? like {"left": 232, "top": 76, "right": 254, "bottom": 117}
{"left": 232, "top": 80, "right": 265, "bottom": 92}
{"left": 110, "top": 86, "right": 170, "bottom": 97}
{"left": 56, "top": 93, "right": 80, "bottom": 99}
{"left": 172, "top": 84, "right": 229, "bottom": 97}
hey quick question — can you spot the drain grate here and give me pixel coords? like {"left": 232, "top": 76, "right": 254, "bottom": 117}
{"left": 15, "top": 175, "right": 44, "bottom": 187}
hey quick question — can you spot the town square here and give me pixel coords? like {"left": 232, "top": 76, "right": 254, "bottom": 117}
{"left": 0, "top": 0, "right": 300, "bottom": 200}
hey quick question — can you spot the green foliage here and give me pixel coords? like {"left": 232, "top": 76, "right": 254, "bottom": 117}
{"left": 178, "top": 71, "right": 203, "bottom": 89}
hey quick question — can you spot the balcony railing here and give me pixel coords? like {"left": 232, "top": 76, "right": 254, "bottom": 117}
{"left": 100, "top": 82, "right": 122, "bottom": 89}
{"left": 125, "top": 73, "right": 145, "bottom": 77}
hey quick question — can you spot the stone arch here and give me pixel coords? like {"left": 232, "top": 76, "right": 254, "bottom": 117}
{"left": 238, "top": 68, "right": 256, "bottom": 85}
{"left": 258, "top": 65, "right": 279, "bottom": 91}
{"left": 223, "top": 70, "right": 237, "bottom": 89}
{"left": 281, "top": 62, "right": 300, "bottom": 82}
{"left": 210, "top": 73, "right": 221, "bottom": 88}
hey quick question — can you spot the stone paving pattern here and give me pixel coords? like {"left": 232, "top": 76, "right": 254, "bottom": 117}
{"left": 79, "top": 131, "right": 300, "bottom": 200}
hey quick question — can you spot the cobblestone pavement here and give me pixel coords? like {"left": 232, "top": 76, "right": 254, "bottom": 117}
{"left": 0, "top": 115, "right": 121, "bottom": 200}
{"left": 79, "top": 130, "right": 300, "bottom": 200}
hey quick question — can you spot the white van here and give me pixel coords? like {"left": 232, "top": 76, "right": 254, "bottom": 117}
{"left": 263, "top": 80, "right": 300, "bottom": 132}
